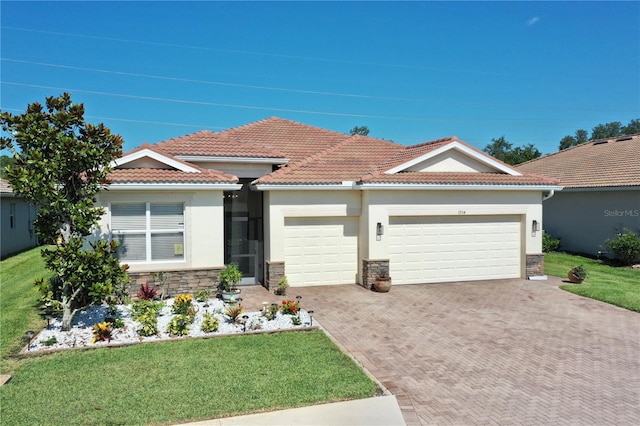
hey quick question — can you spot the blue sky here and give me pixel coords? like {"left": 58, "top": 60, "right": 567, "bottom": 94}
{"left": 1, "top": 1, "right": 638, "bottom": 154}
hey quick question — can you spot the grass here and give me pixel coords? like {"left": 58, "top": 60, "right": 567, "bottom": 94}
{"left": 0, "top": 246, "right": 50, "bottom": 372}
{"left": 545, "top": 252, "right": 640, "bottom": 312}
{"left": 0, "top": 250, "right": 377, "bottom": 425}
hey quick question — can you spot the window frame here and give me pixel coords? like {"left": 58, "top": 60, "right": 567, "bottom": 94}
{"left": 110, "top": 202, "right": 186, "bottom": 264}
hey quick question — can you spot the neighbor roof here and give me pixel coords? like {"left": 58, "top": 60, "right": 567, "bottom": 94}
{"left": 0, "top": 178, "right": 13, "bottom": 194}
{"left": 517, "top": 134, "right": 640, "bottom": 188}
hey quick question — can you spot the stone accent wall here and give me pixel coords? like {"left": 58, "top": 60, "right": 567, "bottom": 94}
{"left": 126, "top": 268, "right": 223, "bottom": 299}
{"left": 265, "top": 261, "right": 285, "bottom": 290}
{"left": 526, "top": 254, "right": 545, "bottom": 277}
{"left": 362, "top": 259, "right": 390, "bottom": 289}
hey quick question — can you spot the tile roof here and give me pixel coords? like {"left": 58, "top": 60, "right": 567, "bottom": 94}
{"left": 109, "top": 144, "right": 238, "bottom": 184}
{"left": 0, "top": 178, "right": 13, "bottom": 193}
{"left": 219, "top": 117, "right": 349, "bottom": 163}
{"left": 254, "top": 135, "right": 400, "bottom": 184}
{"left": 153, "top": 130, "right": 283, "bottom": 158}
{"left": 360, "top": 172, "right": 558, "bottom": 186}
{"left": 517, "top": 134, "right": 640, "bottom": 188}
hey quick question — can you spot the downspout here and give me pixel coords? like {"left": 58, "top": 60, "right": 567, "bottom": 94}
{"left": 542, "top": 190, "right": 555, "bottom": 201}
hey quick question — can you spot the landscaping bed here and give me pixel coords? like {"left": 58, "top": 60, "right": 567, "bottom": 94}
{"left": 28, "top": 296, "right": 312, "bottom": 353}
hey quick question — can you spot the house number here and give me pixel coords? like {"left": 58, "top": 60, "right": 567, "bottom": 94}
{"left": 458, "top": 210, "right": 466, "bottom": 215}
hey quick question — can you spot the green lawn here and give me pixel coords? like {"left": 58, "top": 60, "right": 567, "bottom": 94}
{"left": 545, "top": 252, "right": 640, "bottom": 312}
{"left": 0, "top": 246, "right": 49, "bottom": 371}
{"left": 0, "top": 249, "right": 377, "bottom": 425}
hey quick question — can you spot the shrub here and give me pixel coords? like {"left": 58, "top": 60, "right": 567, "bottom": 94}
{"left": 201, "top": 312, "right": 220, "bottom": 333}
{"left": 167, "top": 314, "right": 193, "bottom": 336}
{"left": 137, "top": 311, "right": 159, "bottom": 337}
{"left": 280, "top": 299, "right": 299, "bottom": 315}
{"left": 606, "top": 229, "right": 640, "bottom": 265}
{"left": 137, "top": 282, "right": 158, "bottom": 300}
{"left": 91, "top": 321, "right": 113, "bottom": 343}
{"left": 131, "top": 300, "right": 164, "bottom": 321}
{"left": 542, "top": 231, "right": 561, "bottom": 252}
{"left": 225, "top": 304, "right": 244, "bottom": 322}
{"left": 274, "top": 276, "right": 289, "bottom": 295}
{"left": 291, "top": 316, "right": 302, "bottom": 326}
{"left": 195, "top": 289, "right": 211, "bottom": 303}
{"left": 40, "top": 336, "right": 58, "bottom": 347}
{"left": 172, "top": 294, "right": 193, "bottom": 315}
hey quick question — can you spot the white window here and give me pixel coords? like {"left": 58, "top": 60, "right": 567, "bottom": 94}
{"left": 111, "top": 202, "right": 185, "bottom": 263}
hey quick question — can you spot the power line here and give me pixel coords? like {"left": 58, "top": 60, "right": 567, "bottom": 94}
{"left": 3, "top": 81, "right": 603, "bottom": 124}
{"left": 2, "top": 58, "right": 631, "bottom": 113}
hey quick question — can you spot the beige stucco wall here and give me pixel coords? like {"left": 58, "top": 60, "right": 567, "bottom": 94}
{"left": 95, "top": 190, "right": 225, "bottom": 272}
{"left": 362, "top": 190, "right": 543, "bottom": 263}
{"left": 542, "top": 189, "right": 640, "bottom": 257}
{"left": 263, "top": 188, "right": 544, "bottom": 283}
{"left": 264, "top": 190, "right": 362, "bottom": 261}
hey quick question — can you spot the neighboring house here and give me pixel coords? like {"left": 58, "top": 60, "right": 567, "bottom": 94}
{"left": 0, "top": 178, "right": 38, "bottom": 259}
{"left": 518, "top": 134, "right": 640, "bottom": 258}
{"left": 95, "top": 117, "right": 560, "bottom": 293}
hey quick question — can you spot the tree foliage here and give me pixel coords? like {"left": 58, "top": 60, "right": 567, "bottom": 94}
{"left": 483, "top": 136, "right": 541, "bottom": 165}
{"left": 0, "top": 93, "right": 128, "bottom": 330}
{"left": 0, "top": 155, "right": 14, "bottom": 180}
{"left": 559, "top": 118, "right": 640, "bottom": 150}
{"left": 349, "top": 125, "right": 370, "bottom": 136}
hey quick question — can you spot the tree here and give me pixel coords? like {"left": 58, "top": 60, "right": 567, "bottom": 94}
{"left": 483, "top": 136, "right": 541, "bottom": 165}
{"left": 0, "top": 93, "right": 129, "bottom": 330}
{"left": 349, "top": 125, "right": 370, "bottom": 136}
{"left": 559, "top": 118, "right": 639, "bottom": 150}
{"left": 559, "top": 129, "right": 588, "bottom": 150}
{"left": 0, "top": 155, "right": 14, "bottom": 179}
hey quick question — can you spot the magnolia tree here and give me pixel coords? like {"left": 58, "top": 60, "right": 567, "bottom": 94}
{"left": 0, "top": 93, "right": 129, "bottom": 330}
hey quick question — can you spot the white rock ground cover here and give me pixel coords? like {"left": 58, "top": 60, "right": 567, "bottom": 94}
{"left": 27, "top": 298, "right": 312, "bottom": 353}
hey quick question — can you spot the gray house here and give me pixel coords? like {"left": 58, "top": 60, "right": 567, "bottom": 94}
{"left": 518, "top": 134, "right": 640, "bottom": 258}
{"left": 1, "top": 178, "right": 38, "bottom": 259}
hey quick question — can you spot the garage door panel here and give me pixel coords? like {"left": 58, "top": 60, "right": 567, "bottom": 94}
{"left": 284, "top": 217, "right": 358, "bottom": 287}
{"left": 390, "top": 215, "right": 521, "bottom": 284}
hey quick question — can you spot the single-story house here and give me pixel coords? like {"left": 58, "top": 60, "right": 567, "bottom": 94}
{"left": 95, "top": 117, "right": 560, "bottom": 294}
{"left": 1, "top": 178, "right": 39, "bottom": 259}
{"left": 518, "top": 134, "right": 640, "bottom": 258}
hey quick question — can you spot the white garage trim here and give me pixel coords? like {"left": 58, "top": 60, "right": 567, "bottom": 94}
{"left": 389, "top": 215, "right": 522, "bottom": 284}
{"left": 284, "top": 217, "right": 358, "bottom": 286}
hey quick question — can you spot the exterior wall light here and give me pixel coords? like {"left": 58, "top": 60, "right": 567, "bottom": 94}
{"left": 376, "top": 222, "right": 384, "bottom": 241}
{"left": 532, "top": 220, "right": 540, "bottom": 236}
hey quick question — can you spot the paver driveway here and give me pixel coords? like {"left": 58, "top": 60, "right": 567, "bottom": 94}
{"left": 294, "top": 279, "right": 640, "bottom": 425}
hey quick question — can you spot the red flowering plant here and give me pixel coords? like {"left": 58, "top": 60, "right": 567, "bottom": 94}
{"left": 280, "top": 299, "right": 299, "bottom": 315}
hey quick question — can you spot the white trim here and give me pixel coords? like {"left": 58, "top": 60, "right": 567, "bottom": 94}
{"left": 384, "top": 141, "right": 522, "bottom": 176}
{"left": 108, "top": 183, "right": 243, "bottom": 191}
{"left": 357, "top": 183, "right": 562, "bottom": 191}
{"left": 253, "top": 181, "right": 356, "bottom": 191}
{"left": 176, "top": 155, "right": 288, "bottom": 164}
{"left": 112, "top": 149, "right": 200, "bottom": 173}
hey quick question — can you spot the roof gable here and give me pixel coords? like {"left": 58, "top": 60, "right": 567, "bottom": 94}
{"left": 384, "top": 140, "right": 522, "bottom": 176}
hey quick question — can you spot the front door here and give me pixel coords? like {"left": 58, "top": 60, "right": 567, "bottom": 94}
{"left": 224, "top": 179, "right": 263, "bottom": 285}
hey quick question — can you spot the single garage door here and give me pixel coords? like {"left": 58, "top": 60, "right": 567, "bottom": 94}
{"left": 284, "top": 217, "right": 358, "bottom": 286}
{"left": 389, "top": 215, "right": 521, "bottom": 284}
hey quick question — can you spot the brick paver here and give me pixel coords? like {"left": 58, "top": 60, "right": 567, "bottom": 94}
{"left": 290, "top": 279, "right": 640, "bottom": 425}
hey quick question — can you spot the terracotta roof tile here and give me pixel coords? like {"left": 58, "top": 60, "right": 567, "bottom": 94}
{"left": 360, "top": 172, "right": 559, "bottom": 186}
{"left": 109, "top": 168, "right": 237, "bottom": 184}
{"left": 517, "top": 134, "right": 640, "bottom": 188}
{"left": 254, "top": 135, "right": 401, "bottom": 184}
{"left": 154, "top": 130, "right": 283, "bottom": 158}
{"left": 220, "top": 117, "right": 349, "bottom": 163}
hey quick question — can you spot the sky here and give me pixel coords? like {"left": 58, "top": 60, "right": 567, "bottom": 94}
{"left": 1, "top": 1, "right": 639, "bottom": 155}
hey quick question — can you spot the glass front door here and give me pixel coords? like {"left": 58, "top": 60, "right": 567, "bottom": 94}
{"left": 224, "top": 179, "right": 263, "bottom": 285}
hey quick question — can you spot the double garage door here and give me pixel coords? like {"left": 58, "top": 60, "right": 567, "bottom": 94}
{"left": 284, "top": 217, "right": 358, "bottom": 286}
{"left": 389, "top": 215, "right": 522, "bottom": 284}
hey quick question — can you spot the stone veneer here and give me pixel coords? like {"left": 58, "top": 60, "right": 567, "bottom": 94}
{"left": 526, "top": 254, "right": 545, "bottom": 277}
{"left": 126, "top": 267, "right": 223, "bottom": 299}
{"left": 265, "top": 261, "right": 285, "bottom": 291}
{"left": 362, "top": 259, "right": 390, "bottom": 289}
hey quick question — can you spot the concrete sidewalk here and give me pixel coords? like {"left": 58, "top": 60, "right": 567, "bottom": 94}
{"left": 182, "top": 395, "right": 405, "bottom": 426}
